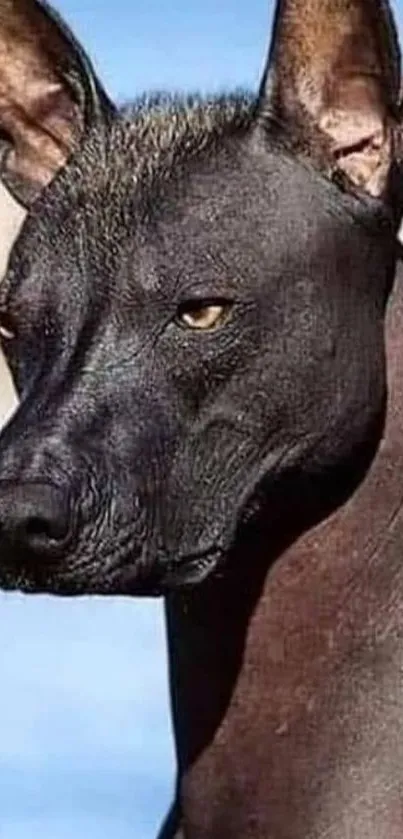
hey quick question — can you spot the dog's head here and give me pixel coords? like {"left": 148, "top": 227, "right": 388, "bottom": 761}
{"left": 0, "top": 0, "right": 401, "bottom": 594}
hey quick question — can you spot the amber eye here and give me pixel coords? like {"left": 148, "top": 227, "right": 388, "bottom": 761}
{"left": 176, "top": 300, "right": 232, "bottom": 331}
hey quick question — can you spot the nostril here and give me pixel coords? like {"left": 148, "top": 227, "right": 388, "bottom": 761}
{"left": 25, "top": 517, "right": 49, "bottom": 537}
{"left": 24, "top": 515, "right": 66, "bottom": 543}
{"left": 0, "top": 480, "right": 71, "bottom": 557}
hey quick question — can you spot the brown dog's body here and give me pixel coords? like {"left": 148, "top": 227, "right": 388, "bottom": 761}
{"left": 165, "top": 264, "right": 403, "bottom": 838}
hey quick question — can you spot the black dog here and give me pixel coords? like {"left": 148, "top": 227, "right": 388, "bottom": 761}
{"left": 0, "top": 3, "right": 403, "bottom": 836}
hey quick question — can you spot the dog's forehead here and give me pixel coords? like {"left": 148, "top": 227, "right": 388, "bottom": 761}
{"left": 115, "top": 93, "right": 253, "bottom": 183}
{"left": 14, "top": 92, "right": 255, "bottom": 280}
{"left": 70, "top": 94, "right": 364, "bottom": 239}
{"left": 8, "top": 91, "right": 376, "bottom": 310}
{"left": 60, "top": 94, "right": 254, "bottom": 209}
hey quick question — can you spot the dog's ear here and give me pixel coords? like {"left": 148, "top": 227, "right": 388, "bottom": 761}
{"left": 258, "top": 0, "right": 401, "bottom": 199}
{"left": 0, "top": 0, "right": 116, "bottom": 205}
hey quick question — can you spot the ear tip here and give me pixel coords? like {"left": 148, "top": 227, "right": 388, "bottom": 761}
{"left": 256, "top": 0, "right": 403, "bottom": 200}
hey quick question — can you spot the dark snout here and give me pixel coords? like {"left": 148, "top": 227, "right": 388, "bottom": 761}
{"left": 0, "top": 481, "right": 71, "bottom": 564}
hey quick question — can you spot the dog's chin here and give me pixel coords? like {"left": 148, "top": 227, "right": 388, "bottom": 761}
{"left": 0, "top": 568, "right": 98, "bottom": 597}
{"left": 0, "top": 542, "right": 225, "bottom": 597}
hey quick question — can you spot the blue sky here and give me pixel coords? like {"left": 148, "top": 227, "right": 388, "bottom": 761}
{"left": 2, "top": 1, "right": 403, "bottom": 838}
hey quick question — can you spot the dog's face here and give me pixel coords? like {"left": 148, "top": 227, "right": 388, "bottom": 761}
{"left": 0, "top": 0, "right": 401, "bottom": 595}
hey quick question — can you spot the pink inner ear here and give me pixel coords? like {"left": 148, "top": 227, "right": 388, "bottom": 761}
{"left": 317, "top": 75, "right": 393, "bottom": 197}
{"left": 28, "top": 81, "right": 74, "bottom": 124}
{"left": 0, "top": 0, "right": 88, "bottom": 195}
{"left": 321, "top": 75, "right": 386, "bottom": 142}
{"left": 0, "top": 79, "right": 80, "bottom": 188}
{"left": 262, "top": 0, "right": 400, "bottom": 200}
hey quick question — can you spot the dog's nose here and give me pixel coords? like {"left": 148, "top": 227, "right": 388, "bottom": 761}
{"left": 0, "top": 481, "right": 70, "bottom": 556}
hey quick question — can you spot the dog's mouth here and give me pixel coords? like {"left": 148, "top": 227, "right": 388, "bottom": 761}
{"left": 111, "top": 544, "right": 225, "bottom": 596}
{"left": 159, "top": 546, "right": 225, "bottom": 590}
{"left": 0, "top": 530, "right": 225, "bottom": 596}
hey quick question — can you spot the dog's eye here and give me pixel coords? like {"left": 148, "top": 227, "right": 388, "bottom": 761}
{"left": 0, "top": 312, "right": 15, "bottom": 341}
{"left": 176, "top": 300, "right": 232, "bottom": 331}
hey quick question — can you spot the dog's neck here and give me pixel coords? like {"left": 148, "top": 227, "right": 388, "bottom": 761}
{"left": 166, "top": 268, "right": 403, "bottom": 839}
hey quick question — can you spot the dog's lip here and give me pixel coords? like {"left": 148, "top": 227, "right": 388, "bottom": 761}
{"left": 160, "top": 545, "right": 225, "bottom": 589}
